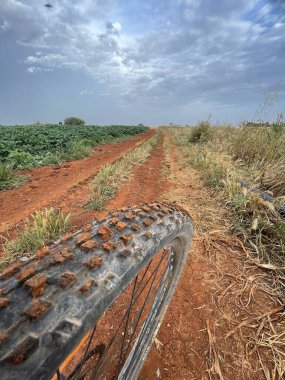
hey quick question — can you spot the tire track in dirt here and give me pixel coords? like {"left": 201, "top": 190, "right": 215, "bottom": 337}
{"left": 0, "top": 130, "right": 154, "bottom": 234}
{"left": 95, "top": 132, "right": 167, "bottom": 218}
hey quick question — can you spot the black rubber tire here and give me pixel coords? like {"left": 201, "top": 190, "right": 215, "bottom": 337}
{"left": 0, "top": 201, "right": 194, "bottom": 380}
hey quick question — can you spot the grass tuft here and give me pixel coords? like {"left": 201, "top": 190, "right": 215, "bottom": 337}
{"left": 1, "top": 208, "right": 71, "bottom": 267}
{"left": 0, "top": 163, "right": 26, "bottom": 190}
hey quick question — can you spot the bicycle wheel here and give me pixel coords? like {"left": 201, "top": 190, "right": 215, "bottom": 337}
{"left": 0, "top": 201, "right": 194, "bottom": 380}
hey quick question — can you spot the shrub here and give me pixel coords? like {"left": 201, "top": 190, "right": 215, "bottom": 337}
{"left": 188, "top": 121, "right": 213, "bottom": 144}
{"left": 64, "top": 117, "right": 85, "bottom": 126}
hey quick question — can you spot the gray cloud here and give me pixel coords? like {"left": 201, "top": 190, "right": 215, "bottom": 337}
{"left": 0, "top": 0, "right": 284, "bottom": 124}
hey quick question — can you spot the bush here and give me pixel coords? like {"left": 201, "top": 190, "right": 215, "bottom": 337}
{"left": 64, "top": 117, "right": 85, "bottom": 126}
{"left": 189, "top": 121, "right": 213, "bottom": 144}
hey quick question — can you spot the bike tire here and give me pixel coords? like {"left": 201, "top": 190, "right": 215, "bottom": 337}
{"left": 0, "top": 201, "right": 194, "bottom": 380}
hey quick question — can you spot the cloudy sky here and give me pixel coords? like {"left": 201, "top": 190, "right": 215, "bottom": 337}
{"left": 0, "top": 0, "right": 284, "bottom": 125}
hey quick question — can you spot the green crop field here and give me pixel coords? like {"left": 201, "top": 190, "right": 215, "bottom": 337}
{"left": 0, "top": 124, "right": 149, "bottom": 169}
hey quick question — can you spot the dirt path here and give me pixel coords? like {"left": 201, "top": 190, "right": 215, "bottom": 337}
{"left": 97, "top": 132, "right": 166, "bottom": 214}
{"left": 1, "top": 129, "right": 280, "bottom": 379}
{"left": 0, "top": 130, "right": 154, "bottom": 234}
{"left": 138, "top": 132, "right": 279, "bottom": 380}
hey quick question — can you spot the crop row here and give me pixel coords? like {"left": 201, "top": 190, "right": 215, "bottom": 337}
{"left": 0, "top": 124, "right": 149, "bottom": 169}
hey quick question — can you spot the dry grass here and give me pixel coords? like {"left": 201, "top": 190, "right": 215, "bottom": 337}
{"left": 1, "top": 208, "right": 71, "bottom": 267}
{"left": 261, "top": 161, "right": 285, "bottom": 197}
{"left": 169, "top": 126, "right": 285, "bottom": 273}
{"left": 88, "top": 134, "right": 159, "bottom": 210}
{"left": 165, "top": 127, "right": 285, "bottom": 379}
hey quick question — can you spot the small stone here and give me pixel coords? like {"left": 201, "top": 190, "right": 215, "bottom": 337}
{"left": 138, "top": 212, "right": 147, "bottom": 218}
{"left": 151, "top": 205, "right": 160, "bottom": 211}
{"left": 85, "top": 256, "right": 102, "bottom": 269}
{"left": 115, "top": 221, "right": 127, "bottom": 231}
{"left": 79, "top": 279, "right": 96, "bottom": 293}
{"left": 81, "top": 240, "right": 98, "bottom": 251}
{"left": 144, "top": 220, "right": 152, "bottom": 227}
{"left": 121, "top": 207, "right": 128, "bottom": 212}
{"left": 150, "top": 215, "right": 158, "bottom": 220}
{"left": 133, "top": 208, "right": 142, "bottom": 213}
{"left": 0, "top": 297, "right": 9, "bottom": 309}
{"left": 76, "top": 232, "right": 91, "bottom": 245}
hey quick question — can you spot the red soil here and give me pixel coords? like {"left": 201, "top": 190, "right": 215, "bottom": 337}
{"left": 0, "top": 130, "right": 154, "bottom": 235}
{"left": 1, "top": 129, "right": 278, "bottom": 379}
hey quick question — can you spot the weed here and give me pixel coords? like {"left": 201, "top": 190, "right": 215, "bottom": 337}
{"left": 0, "top": 163, "right": 26, "bottom": 190}
{"left": 1, "top": 208, "right": 71, "bottom": 266}
{"left": 188, "top": 120, "right": 213, "bottom": 144}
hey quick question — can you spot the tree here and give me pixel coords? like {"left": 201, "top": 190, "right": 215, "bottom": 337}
{"left": 64, "top": 117, "right": 85, "bottom": 126}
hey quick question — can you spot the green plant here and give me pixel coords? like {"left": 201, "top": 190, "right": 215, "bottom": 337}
{"left": 7, "top": 150, "right": 37, "bottom": 169}
{"left": 0, "top": 163, "right": 26, "bottom": 190}
{"left": 0, "top": 124, "right": 149, "bottom": 169}
{"left": 64, "top": 117, "right": 86, "bottom": 126}
{"left": 1, "top": 208, "right": 71, "bottom": 266}
{"left": 61, "top": 140, "right": 92, "bottom": 161}
{"left": 188, "top": 121, "right": 213, "bottom": 144}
